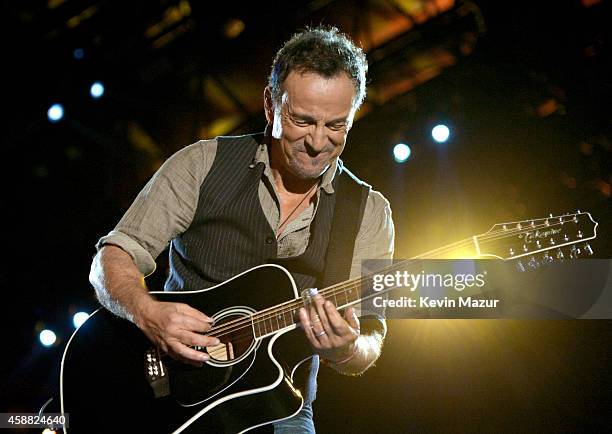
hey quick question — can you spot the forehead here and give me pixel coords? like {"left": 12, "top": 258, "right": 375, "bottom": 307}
{"left": 281, "top": 70, "right": 356, "bottom": 118}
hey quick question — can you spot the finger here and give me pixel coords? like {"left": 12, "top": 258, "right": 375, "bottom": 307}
{"left": 168, "top": 340, "right": 209, "bottom": 366}
{"left": 312, "top": 297, "right": 333, "bottom": 341}
{"left": 179, "top": 304, "right": 215, "bottom": 326}
{"left": 324, "top": 301, "right": 350, "bottom": 336}
{"left": 179, "top": 313, "right": 214, "bottom": 333}
{"left": 344, "top": 307, "right": 360, "bottom": 331}
{"left": 299, "top": 308, "right": 321, "bottom": 349}
{"left": 178, "top": 330, "right": 220, "bottom": 348}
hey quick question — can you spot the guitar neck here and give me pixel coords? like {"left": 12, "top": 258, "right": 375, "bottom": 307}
{"left": 249, "top": 237, "right": 477, "bottom": 338}
{"left": 234, "top": 211, "right": 596, "bottom": 338}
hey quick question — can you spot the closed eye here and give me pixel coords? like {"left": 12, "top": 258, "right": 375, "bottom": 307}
{"left": 327, "top": 123, "right": 347, "bottom": 131}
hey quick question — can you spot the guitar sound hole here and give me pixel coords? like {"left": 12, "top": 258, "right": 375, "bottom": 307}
{"left": 206, "top": 312, "right": 255, "bottom": 363}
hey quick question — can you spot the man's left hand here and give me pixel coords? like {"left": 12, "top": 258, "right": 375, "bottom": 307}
{"left": 298, "top": 294, "right": 360, "bottom": 363}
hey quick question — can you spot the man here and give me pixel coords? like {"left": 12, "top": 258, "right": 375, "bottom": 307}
{"left": 90, "top": 26, "right": 394, "bottom": 433}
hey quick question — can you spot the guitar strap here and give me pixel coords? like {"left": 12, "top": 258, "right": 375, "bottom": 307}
{"left": 320, "top": 164, "right": 371, "bottom": 288}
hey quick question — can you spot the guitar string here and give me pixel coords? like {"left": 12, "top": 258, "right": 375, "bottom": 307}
{"left": 202, "top": 215, "right": 587, "bottom": 341}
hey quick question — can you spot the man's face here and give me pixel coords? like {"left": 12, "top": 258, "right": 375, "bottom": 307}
{"left": 265, "top": 70, "right": 356, "bottom": 181}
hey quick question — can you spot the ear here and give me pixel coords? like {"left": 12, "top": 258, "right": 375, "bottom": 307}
{"left": 263, "top": 86, "right": 274, "bottom": 124}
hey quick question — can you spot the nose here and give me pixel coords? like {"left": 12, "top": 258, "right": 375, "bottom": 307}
{"left": 306, "top": 124, "right": 327, "bottom": 154}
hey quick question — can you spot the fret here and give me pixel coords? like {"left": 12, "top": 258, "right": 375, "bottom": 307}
{"left": 278, "top": 311, "right": 285, "bottom": 328}
{"left": 257, "top": 314, "right": 270, "bottom": 336}
{"left": 279, "top": 310, "right": 288, "bottom": 328}
{"left": 291, "top": 307, "right": 298, "bottom": 324}
{"left": 261, "top": 315, "right": 268, "bottom": 335}
{"left": 256, "top": 317, "right": 262, "bottom": 338}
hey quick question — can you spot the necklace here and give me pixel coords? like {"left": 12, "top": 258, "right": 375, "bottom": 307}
{"left": 276, "top": 182, "right": 318, "bottom": 238}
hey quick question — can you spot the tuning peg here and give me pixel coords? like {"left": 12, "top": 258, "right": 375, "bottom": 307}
{"left": 516, "top": 260, "right": 525, "bottom": 272}
{"left": 569, "top": 245, "right": 581, "bottom": 259}
{"left": 577, "top": 230, "right": 583, "bottom": 238}
{"left": 584, "top": 243, "right": 593, "bottom": 255}
{"left": 542, "top": 252, "right": 553, "bottom": 264}
{"left": 527, "top": 256, "right": 538, "bottom": 270}
{"left": 556, "top": 248, "right": 565, "bottom": 261}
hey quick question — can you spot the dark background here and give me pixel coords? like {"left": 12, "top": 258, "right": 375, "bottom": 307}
{"left": 2, "top": 0, "right": 611, "bottom": 432}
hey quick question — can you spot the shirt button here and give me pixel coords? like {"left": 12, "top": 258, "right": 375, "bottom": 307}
{"left": 265, "top": 237, "right": 274, "bottom": 244}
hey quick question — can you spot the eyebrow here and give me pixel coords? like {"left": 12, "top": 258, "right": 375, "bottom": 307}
{"left": 289, "top": 109, "right": 349, "bottom": 125}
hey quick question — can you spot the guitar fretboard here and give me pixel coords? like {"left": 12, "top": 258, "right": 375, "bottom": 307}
{"left": 245, "top": 212, "right": 595, "bottom": 338}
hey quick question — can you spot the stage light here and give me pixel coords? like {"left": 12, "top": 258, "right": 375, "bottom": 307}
{"left": 90, "top": 81, "right": 104, "bottom": 99}
{"left": 432, "top": 124, "right": 450, "bottom": 143}
{"left": 73, "top": 311, "right": 90, "bottom": 329}
{"left": 47, "top": 104, "right": 64, "bottom": 123}
{"left": 393, "top": 143, "right": 411, "bottom": 163}
{"left": 73, "top": 48, "right": 84, "bottom": 59}
{"left": 39, "top": 329, "right": 57, "bottom": 347}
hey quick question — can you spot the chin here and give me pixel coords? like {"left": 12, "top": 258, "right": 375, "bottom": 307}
{"left": 293, "top": 165, "right": 329, "bottom": 180}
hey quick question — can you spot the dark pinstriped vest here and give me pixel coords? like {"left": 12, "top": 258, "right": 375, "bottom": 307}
{"left": 164, "top": 133, "right": 336, "bottom": 293}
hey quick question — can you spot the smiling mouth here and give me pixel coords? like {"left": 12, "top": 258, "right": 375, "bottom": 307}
{"left": 295, "top": 152, "right": 330, "bottom": 165}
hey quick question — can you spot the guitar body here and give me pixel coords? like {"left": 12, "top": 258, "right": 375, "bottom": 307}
{"left": 61, "top": 264, "right": 310, "bottom": 433}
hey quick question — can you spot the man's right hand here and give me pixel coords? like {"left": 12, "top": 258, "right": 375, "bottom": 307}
{"left": 134, "top": 299, "right": 219, "bottom": 367}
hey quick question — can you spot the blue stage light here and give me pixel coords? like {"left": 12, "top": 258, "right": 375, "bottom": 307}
{"left": 90, "top": 81, "right": 104, "bottom": 99}
{"left": 393, "top": 143, "right": 411, "bottom": 163}
{"left": 432, "top": 124, "right": 450, "bottom": 143}
{"left": 73, "top": 312, "right": 90, "bottom": 329}
{"left": 39, "top": 329, "right": 57, "bottom": 347}
{"left": 47, "top": 104, "right": 64, "bottom": 123}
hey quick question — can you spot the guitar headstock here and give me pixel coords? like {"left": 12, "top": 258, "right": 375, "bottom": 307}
{"left": 476, "top": 211, "right": 598, "bottom": 266}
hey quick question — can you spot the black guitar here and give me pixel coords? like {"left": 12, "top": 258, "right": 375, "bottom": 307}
{"left": 60, "top": 212, "right": 597, "bottom": 433}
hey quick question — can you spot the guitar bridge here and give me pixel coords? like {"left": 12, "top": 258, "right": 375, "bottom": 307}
{"left": 145, "top": 347, "right": 170, "bottom": 398}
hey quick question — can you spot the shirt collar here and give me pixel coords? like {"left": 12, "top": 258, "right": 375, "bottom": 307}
{"left": 253, "top": 140, "right": 338, "bottom": 194}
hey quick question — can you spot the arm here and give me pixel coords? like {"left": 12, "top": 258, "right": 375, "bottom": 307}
{"left": 90, "top": 140, "right": 220, "bottom": 366}
{"left": 299, "top": 189, "right": 394, "bottom": 375}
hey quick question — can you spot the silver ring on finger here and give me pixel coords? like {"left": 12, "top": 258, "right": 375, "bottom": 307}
{"left": 315, "top": 330, "right": 326, "bottom": 337}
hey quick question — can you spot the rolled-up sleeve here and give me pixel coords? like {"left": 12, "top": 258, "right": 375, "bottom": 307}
{"left": 350, "top": 189, "right": 395, "bottom": 336}
{"left": 96, "top": 139, "right": 217, "bottom": 276}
